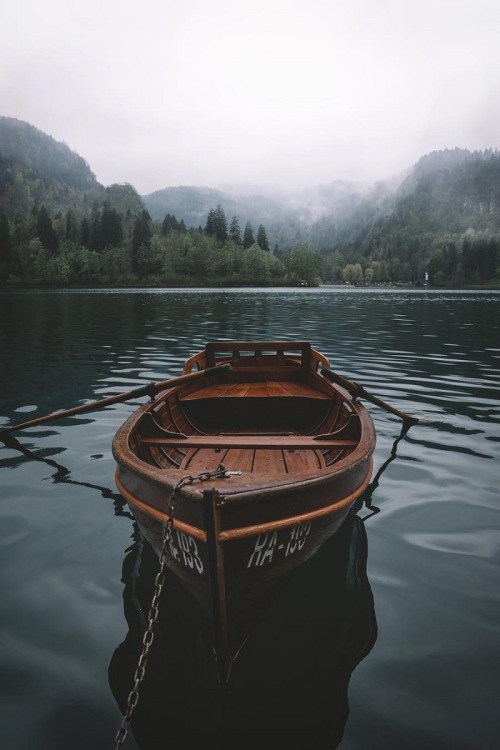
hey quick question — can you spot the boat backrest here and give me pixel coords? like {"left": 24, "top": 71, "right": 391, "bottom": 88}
{"left": 204, "top": 341, "right": 313, "bottom": 379}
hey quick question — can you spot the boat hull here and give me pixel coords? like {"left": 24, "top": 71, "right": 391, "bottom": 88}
{"left": 118, "top": 459, "right": 372, "bottom": 655}
{"left": 112, "top": 341, "right": 376, "bottom": 677}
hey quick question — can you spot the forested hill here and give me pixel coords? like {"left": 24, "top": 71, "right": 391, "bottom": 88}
{"left": 0, "top": 116, "right": 144, "bottom": 217}
{"left": 143, "top": 182, "right": 383, "bottom": 252}
{"left": 336, "top": 148, "right": 500, "bottom": 285}
{"left": 144, "top": 149, "right": 500, "bottom": 254}
{"left": 308, "top": 148, "right": 500, "bottom": 248}
{"left": 373, "top": 148, "right": 500, "bottom": 237}
{"left": 0, "top": 116, "right": 499, "bottom": 287}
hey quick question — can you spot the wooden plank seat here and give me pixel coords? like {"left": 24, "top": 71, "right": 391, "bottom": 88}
{"left": 138, "top": 434, "right": 357, "bottom": 450}
{"left": 179, "top": 380, "right": 331, "bottom": 400}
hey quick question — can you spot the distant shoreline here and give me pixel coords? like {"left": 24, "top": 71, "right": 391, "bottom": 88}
{"left": 1, "top": 282, "right": 499, "bottom": 292}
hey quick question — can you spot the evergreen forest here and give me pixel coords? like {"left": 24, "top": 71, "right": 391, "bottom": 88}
{"left": 1, "top": 116, "right": 499, "bottom": 288}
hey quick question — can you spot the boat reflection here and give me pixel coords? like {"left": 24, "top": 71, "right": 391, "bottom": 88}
{"left": 109, "top": 509, "right": 377, "bottom": 749}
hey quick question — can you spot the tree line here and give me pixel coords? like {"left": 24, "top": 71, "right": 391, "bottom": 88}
{"left": 1, "top": 199, "right": 499, "bottom": 288}
{"left": 0, "top": 202, "right": 323, "bottom": 287}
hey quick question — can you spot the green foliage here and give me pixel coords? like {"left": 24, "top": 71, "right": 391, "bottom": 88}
{"left": 343, "top": 263, "right": 364, "bottom": 285}
{"left": 205, "top": 204, "right": 228, "bottom": 243}
{"left": 229, "top": 215, "right": 242, "bottom": 245}
{"left": 131, "top": 210, "right": 152, "bottom": 271}
{"left": 36, "top": 205, "right": 58, "bottom": 255}
{"left": 0, "top": 117, "right": 104, "bottom": 218}
{"left": 285, "top": 243, "right": 323, "bottom": 285}
{"left": 161, "top": 213, "right": 186, "bottom": 235}
{"left": 101, "top": 202, "right": 123, "bottom": 248}
{"left": 142, "top": 185, "right": 299, "bottom": 252}
{"left": 241, "top": 244, "right": 272, "bottom": 284}
{"left": 0, "top": 118, "right": 146, "bottom": 230}
{"left": 317, "top": 150, "right": 500, "bottom": 286}
{"left": 0, "top": 212, "right": 11, "bottom": 281}
{"left": 2, "top": 118, "right": 500, "bottom": 288}
{"left": 0, "top": 213, "right": 11, "bottom": 263}
{"left": 105, "top": 183, "right": 144, "bottom": 216}
{"left": 243, "top": 221, "right": 255, "bottom": 249}
{"left": 257, "top": 224, "right": 270, "bottom": 251}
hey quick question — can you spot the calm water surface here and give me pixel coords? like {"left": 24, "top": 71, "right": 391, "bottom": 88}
{"left": 0, "top": 288, "right": 499, "bottom": 749}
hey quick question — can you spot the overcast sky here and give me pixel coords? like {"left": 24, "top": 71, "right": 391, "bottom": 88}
{"left": 2, "top": 0, "right": 499, "bottom": 195}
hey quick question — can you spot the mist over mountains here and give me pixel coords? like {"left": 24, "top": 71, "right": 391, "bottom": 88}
{"left": 140, "top": 148, "right": 500, "bottom": 257}
{"left": 142, "top": 179, "right": 388, "bottom": 252}
{"left": 0, "top": 115, "right": 400, "bottom": 251}
{"left": 1, "top": 115, "right": 500, "bottom": 288}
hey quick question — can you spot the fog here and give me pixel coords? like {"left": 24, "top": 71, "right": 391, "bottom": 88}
{"left": 2, "top": 0, "right": 499, "bottom": 194}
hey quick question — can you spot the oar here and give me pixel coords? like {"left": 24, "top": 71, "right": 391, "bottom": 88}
{"left": 0, "top": 364, "right": 231, "bottom": 435}
{"left": 321, "top": 368, "right": 419, "bottom": 431}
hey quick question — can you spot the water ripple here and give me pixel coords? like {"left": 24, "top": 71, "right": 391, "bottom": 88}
{"left": 405, "top": 530, "right": 500, "bottom": 559}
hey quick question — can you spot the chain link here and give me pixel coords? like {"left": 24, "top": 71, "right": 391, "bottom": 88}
{"left": 113, "top": 465, "right": 238, "bottom": 748}
{"left": 113, "top": 505, "right": 173, "bottom": 748}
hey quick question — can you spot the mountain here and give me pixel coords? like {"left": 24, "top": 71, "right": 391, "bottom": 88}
{"left": 143, "top": 149, "right": 500, "bottom": 254}
{"left": 1, "top": 117, "right": 499, "bottom": 286}
{"left": 0, "top": 116, "right": 144, "bottom": 217}
{"left": 142, "top": 180, "right": 389, "bottom": 252}
{"left": 357, "top": 148, "right": 500, "bottom": 245}
{"left": 142, "top": 184, "right": 307, "bottom": 250}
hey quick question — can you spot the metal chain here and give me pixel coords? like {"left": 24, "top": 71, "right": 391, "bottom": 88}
{"left": 113, "top": 465, "right": 237, "bottom": 748}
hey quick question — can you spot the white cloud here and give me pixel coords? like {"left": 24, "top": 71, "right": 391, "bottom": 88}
{"left": 1, "top": 0, "right": 499, "bottom": 193}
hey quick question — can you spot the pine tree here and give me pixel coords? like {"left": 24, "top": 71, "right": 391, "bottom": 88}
{"left": 101, "top": 202, "right": 123, "bottom": 248}
{"left": 36, "top": 205, "right": 58, "bottom": 255}
{"left": 243, "top": 221, "right": 255, "bottom": 249}
{"left": 229, "top": 215, "right": 242, "bottom": 245}
{"left": 205, "top": 205, "right": 228, "bottom": 242}
{"left": 132, "top": 210, "right": 152, "bottom": 271}
{"left": 214, "top": 204, "right": 228, "bottom": 242}
{"left": 257, "top": 224, "right": 270, "bottom": 251}
{"left": 0, "top": 213, "right": 12, "bottom": 269}
{"left": 81, "top": 217, "right": 91, "bottom": 249}
{"left": 162, "top": 213, "right": 181, "bottom": 234}
{"left": 65, "top": 209, "right": 80, "bottom": 243}
{"left": 205, "top": 208, "right": 217, "bottom": 236}
{"left": 89, "top": 213, "right": 104, "bottom": 252}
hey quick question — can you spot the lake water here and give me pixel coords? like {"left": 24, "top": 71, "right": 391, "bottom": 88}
{"left": 0, "top": 287, "right": 499, "bottom": 749}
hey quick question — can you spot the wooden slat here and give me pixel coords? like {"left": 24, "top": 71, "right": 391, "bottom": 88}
{"left": 245, "top": 382, "right": 269, "bottom": 397}
{"left": 181, "top": 448, "right": 229, "bottom": 472}
{"left": 266, "top": 381, "right": 291, "bottom": 396}
{"left": 273, "top": 381, "right": 314, "bottom": 397}
{"left": 284, "top": 448, "right": 325, "bottom": 473}
{"left": 221, "top": 448, "right": 255, "bottom": 472}
{"left": 253, "top": 448, "right": 287, "bottom": 474}
{"left": 183, "top": 382, "right": 238, "bottom": 398}
{"left": 139, "top": 435, "right": 357, "bottom": 449}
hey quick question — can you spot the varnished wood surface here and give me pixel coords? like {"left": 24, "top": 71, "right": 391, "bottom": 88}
{"left": 112, "top": 342, "right": 377, "bottom": 681}
{"left": 179, "top": 380, "right": 331, "bottom": 400}
{"left": 139, "top": 435, "right": 357, "bottom": 449}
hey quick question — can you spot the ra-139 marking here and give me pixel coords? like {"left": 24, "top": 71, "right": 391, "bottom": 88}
{"left": 247, "top": 521, "right": 312, "bottom": 568}
{"left": 167, "top": 521, "right": 312, "bottom": 575}
{"left": 168, "top": 527, "right": 204, "bottom": 574}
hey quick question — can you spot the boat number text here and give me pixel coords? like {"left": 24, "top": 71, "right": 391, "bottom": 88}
{"left": 168, "top": 528, "right": 203, "bottom": 574}
{"left": 247, "top": 521, "right": 312, "bottom": 568}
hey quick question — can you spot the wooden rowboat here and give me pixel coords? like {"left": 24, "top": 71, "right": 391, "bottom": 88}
{"left": 112, "top": 341, "right": 376, "bottom": 680}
